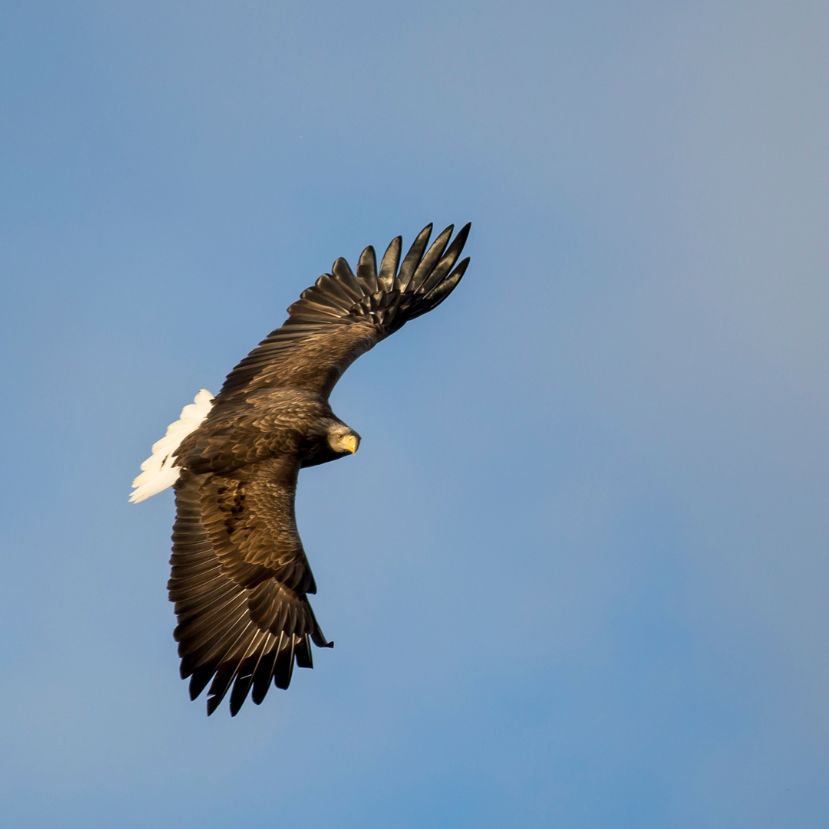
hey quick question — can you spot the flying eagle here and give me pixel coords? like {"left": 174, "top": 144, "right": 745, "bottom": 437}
{"left": 131, "top": 223, "right": 471, "bottom": 715}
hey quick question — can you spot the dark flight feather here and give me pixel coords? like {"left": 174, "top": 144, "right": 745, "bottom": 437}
{"left": 215, "top": 222, "right": 471, "bottom": 403}
{"left": 169, "top": 462, "right": 331, "bottom": 715}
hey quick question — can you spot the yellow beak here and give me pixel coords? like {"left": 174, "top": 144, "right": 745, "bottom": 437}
{"left": 341, "top": 434, "right": 360, "bottom": 454}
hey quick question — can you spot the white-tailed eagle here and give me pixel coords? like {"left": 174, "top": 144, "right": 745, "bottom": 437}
{"left": 131, "top": 223, "right": 471, "bottom": 715}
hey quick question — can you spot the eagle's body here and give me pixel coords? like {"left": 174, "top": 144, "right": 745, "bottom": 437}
{"left": 132, "top": 223, "right": 471, "bottom": 715}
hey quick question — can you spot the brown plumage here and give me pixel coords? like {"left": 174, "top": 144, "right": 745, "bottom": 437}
{"left": 146, "top": 223, "right": 470, "bottom": 715}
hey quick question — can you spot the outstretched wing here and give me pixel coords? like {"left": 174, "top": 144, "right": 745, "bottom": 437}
{"left": 215, "top": 223, "right": 471, "bottom": 404}
{"left": 169, "top": 456, "right": 331, "bottom": 716}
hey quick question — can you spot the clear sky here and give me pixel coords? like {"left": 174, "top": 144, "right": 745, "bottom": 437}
{"left": 2, "top": 2, "right": 827, "bottom": 827}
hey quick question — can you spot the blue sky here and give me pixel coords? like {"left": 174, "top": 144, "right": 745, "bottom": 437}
{"left": 2, "top": 2, "right": 827, "bottom": 826}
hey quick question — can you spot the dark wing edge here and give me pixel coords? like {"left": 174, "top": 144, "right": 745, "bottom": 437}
{"left": 169, "top": 463, "right": 331, "bottom": 716}
{"left": 217, "top": 222, "right": 471, "bottom": 400}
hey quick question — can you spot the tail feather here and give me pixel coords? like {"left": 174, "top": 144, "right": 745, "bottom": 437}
{"left": 130, "top": 389, "right": 214, "bottom": 503}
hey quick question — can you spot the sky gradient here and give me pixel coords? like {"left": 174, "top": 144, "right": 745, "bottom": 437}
{"left": 2, "top": 2, "right": 827, "bottom": 827}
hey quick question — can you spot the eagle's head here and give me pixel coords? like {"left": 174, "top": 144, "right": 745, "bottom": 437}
{"left": 326, "top": 422, "right": 361, "bottom": 456}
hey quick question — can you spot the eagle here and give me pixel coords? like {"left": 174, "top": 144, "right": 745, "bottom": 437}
{"left": 131, "top": 223, "right": 471, "bottom": 715}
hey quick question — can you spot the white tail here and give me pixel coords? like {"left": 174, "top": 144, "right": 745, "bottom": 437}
{"left": 130, "top": 389, "right": 215, "bottom": 503}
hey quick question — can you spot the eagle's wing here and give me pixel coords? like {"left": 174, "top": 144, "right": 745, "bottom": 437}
{"left": 215, "top": 223, "right": 470, "bottom": 405}
{"left": 169, "top": 455, "right": 330, "bottom": 716}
